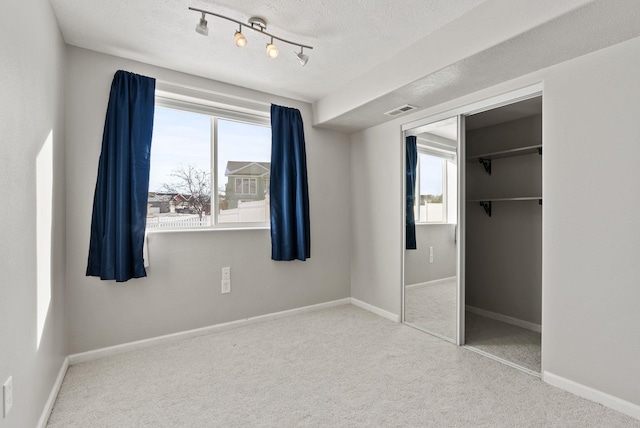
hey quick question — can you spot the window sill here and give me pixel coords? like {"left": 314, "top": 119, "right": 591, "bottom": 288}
{"left": 146, "top": 225, "right": 270, "bottom": 235}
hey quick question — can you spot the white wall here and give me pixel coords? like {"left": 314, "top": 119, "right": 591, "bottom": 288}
{"left": 350, "top": 124, "right": 403, "bottom": 314}
{"left": 466, "top": 115, "right": 542, "bottom": 325}
{"left": 350, "top": 36, "right": 640, "bottom": 409}
{"left": 0, "top": 1, "right": 66, "bottom": 427}
{"left": 404, "top": 224, "right": 456, "bottom": 286}
{"left": 65, "top": 47, "right": 351, "bottom": 354}
{"left": 541, "top": 36, "right": 640, "bottom": 408}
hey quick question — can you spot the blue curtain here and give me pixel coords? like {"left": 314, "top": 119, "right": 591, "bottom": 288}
{"left": 406, "top": 136, "right": 418, "bottom": 250}
{"left": 86, "top": 70, "right": 156, "bottom": 282}
{"left": 270, "top": 104, "right": 310, "bottom": 261}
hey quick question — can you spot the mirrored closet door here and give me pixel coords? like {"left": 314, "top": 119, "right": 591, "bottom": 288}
{"left": 402, "top": 91, "right": 543, "bottom": 377}
{"left": 403, "top": 116, "right": 461, "bottom": 344}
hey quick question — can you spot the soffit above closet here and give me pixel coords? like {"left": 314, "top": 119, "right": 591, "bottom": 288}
{"left": 314, "top": 0, "right": 640, "bottom": 133}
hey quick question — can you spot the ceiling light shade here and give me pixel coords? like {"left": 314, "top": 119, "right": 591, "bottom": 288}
{"left": 295, "top": 49, "right": 309, "bottom": 66}
{"left": 195, "top": 13, "right": 208, "bottom": 36}
{"left": 234, "top": 30, "right": 247, "bottom": 47}
{"left": 266, "top": 38, "right": 279, "bottom": 59}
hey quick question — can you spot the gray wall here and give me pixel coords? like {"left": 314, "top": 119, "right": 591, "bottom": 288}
{"left": 350, "top": 124, "right": 403, "bottom": 311}
{"left": 65, "top": 47, "right": 351, "bottom": 354}
{"left": 404, "top": 224, "right": 456, "bottom": 286}
{"left": 465, "top": 115, "right": 542, "bottom": 324}
{"left": 349, "top": 36, "right": 640, "bottom": 407}
{"left": 0, "top": 1, "right": 67, "bottom": 427}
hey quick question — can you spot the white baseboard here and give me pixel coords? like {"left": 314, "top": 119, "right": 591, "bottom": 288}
{"left": 405, "top": 276, "right": 456, "bottom": 290}
{"left": 544, "top": 371, "right": 640, "bottom": 421}
{"left": 466, "top": 305, "right": 541, "bottom": 333}
{"left": 69, "top": 298, "right": 351, "bottom": 365}
{"left": 350, "top": 298, "right": 401, "bottom": 323}
{"left": 37, "top": 357, "right": 69, "bottom": 428}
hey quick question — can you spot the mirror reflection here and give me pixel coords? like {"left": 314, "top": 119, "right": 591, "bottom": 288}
{"left": 404, "top": 116, "right": 458, "bottom": 341}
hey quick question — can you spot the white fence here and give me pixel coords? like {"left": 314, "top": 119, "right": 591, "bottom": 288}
{"left": 419, "top": 203, "right": 443, "bottom": 222}
{"left": 146, "top": 215, "right": 210, "bottom": 229}
{"left": 146, "top": 199, "right": 269, "bottom": 228}
{"left": 219, "top": 199, "right": 269, "bottom": 223}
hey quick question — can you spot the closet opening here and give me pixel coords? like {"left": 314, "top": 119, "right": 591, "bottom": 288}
{"left": 463, "top": 95, "right": 542, "bottom": 376}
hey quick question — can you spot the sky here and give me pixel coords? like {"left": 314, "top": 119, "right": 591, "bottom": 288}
{"left": 419, "top": 153, "right": 443, "bottom": 196}
{"left": 149, "top": 106, "right": 271, "bottom": 193}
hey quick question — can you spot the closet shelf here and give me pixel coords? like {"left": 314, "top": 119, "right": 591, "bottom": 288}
{"left": 467, "top": 145, "right": 542, "bottom": 175}
{"left": 467, "top": 197, "right": 542, "bottom": 217}
{"left": 466, "top": 145, "right": 542, "bottom": 161}
{"left": 467, "top": 197, "right": 542, "bottom": 202}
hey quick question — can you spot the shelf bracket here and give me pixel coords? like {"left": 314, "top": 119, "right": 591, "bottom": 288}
{"left": 538, "top": 147, "right": 542, "bottom": 156}
{"left": 479, "top": 201, "right": 492, "bottom": 217}
{"left": 478, "top": 158, "right": 491, "bottom": 175}
{"left": 538, "top": 199, "right": 542, "bottom": 205}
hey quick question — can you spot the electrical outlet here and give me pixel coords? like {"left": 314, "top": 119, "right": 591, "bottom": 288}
{"left": 221, "top": 279, "right": 231, "bottom": 294}
{"left": 222, "top": 267, "right": 231, "bottom": 280}
{"left": 3, "top": 376, "right": 12, "bottom": 418}
{"left": 429, "top": 246, "right": 434, "bottom": 263}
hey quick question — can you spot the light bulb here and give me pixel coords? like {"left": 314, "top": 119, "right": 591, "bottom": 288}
{"left": 266, "top": 39, "right": 278, "bottom": 59}
{"left": 234, "top": 31, "right": 247, "bottom": 47}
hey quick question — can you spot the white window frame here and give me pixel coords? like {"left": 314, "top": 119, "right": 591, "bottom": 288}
{"left": 234, "top": 177, "right": 258, "bottom": 195}
{"left": 154, "top": 95, "right": 271, "bottom": 230}
{"left": 415, "top": 146, "right": 456, "bottom": 225}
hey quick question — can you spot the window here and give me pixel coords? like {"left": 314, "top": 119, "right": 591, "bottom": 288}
{"left": 147, "top": 100, "right": 271, "bottom": 230}
{"left": 415, "top": 149, "right": 457, "bottom": 224}
{"left": 235, "top": 178, "right": 258, "bottom": 195}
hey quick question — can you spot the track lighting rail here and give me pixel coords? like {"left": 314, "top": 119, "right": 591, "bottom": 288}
{"left": 188, "top": 7, "right": 314, "bottom": 51}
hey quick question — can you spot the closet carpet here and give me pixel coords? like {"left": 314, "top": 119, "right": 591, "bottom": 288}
{"left": 404, "top": 280, "right": 457, "bottom": 340}
{"left": 465, "top": 311, "right": 541, "bottom": 374}
{"left": 47, "top": 305, "right": 639, "bottom": 427}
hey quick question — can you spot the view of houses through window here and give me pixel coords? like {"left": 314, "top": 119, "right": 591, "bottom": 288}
{"left": 147, "top": 105, "right": 271, "bottom": 229}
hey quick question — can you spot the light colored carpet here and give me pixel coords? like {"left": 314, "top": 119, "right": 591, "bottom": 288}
{"left": 404, "top": 280, "right": 457, "bottom": 340}
{"left": 47, "top": 305, "right": 639, "bottom": 427}
{"left": 465, "top": 311, "right": 541, "bottom": 374}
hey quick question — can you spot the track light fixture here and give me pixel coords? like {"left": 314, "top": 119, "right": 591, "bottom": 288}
{"left": 189, "top": 6, "right": 312, "bottom": 65}
{"left": 195, "top": 12, "right": 208, "bottom": 36}
{"left": 295, "top": 47, "right": 309, "bottom": 66}
{"left": 234, "top": 25, "right": 247, "bottom": 47}
{"left": 266, "top": 37, "right": 279, "bottom": 59}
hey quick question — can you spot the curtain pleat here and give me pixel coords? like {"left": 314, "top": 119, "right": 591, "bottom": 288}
{"left": 86, "top": 70, "right": 156, "bottom": 282}
{"left": 406, "top": 136, "right": 418, "bottom": 250}
{"left": 269, "top": 104, "right": 310, "bottom": 261}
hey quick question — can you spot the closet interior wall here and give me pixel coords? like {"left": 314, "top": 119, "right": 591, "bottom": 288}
{"left": 465, "top": 113, "right": 542, "bottom": 326}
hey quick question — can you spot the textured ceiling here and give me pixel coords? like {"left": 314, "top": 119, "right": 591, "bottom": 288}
{"left": 48, "top": 0, "right": 640, "bottom": 133}
{"left": 49, "top": 0, "right": 486, "bottom": 102}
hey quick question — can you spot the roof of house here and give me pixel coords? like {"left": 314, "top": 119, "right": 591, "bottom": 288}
{"left": 147, "top": 192, "right": 175, "bottom": 203}
{"left": 147, "top": 193, "right": 192, "bottom": 203}
{"left": 225, "top": 161, "right": 270, "bottom": 177}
